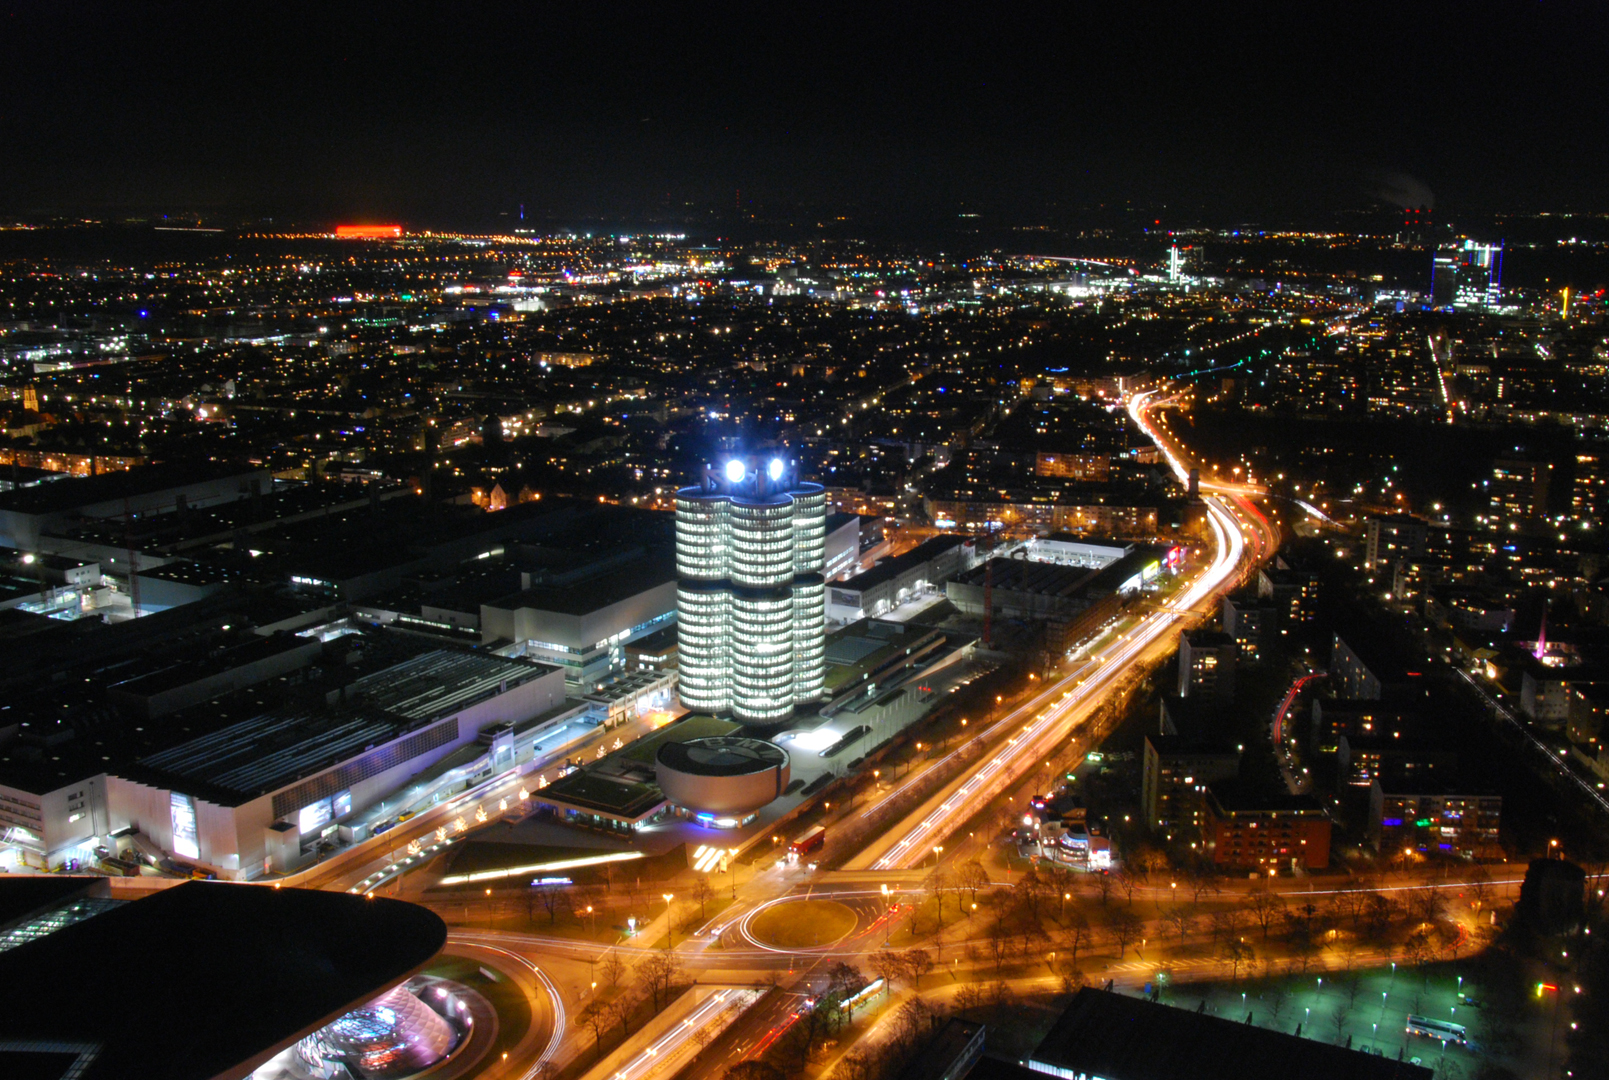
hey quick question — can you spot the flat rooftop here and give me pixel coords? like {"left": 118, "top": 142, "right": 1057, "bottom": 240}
{"left": 955, "top": 556, "right": 1100, "bottom": 597}
{"left": 0, "top": 881, "right": 446, "bottom": 1080}
{"left": 1032, "top": 988, "right": 1432, "bottom": 1080}
{"left": 345, "top": 648, "right": 558, "bottom": 720}
{"left": 135, "top": 705, "right": 417, "bottom": 805}
{"left": 840, "top": 535, "right": 966, "bottom": 591}
{"left": 133, "top": 648, "right": 557, "bottom": 802}
{"left": 539, "top": 769, "right": 666, "bottom": 820}
{"left": 0, "top": 460, "right": 264, "bottom": 516}
{"left": 487, "top": 552, "right": 675, "bottom": 616}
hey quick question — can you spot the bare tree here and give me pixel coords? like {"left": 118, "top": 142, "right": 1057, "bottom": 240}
{"left": 607, "top": 992, "right": 638, "bottom": 1038}
{"left": 825, "top": 961, "right": 865, "bottom": 1005}
{"left": 831, "top": 1050, "right": 876, "bottom": 1080}
{"left": 1094, "top": 872, "right": 1115, "bottom": 908}
{"left": 1210, "top": 908, "right": 1246, "bottom": 948}
{"left": 1407, "top": 887, "right": 1447, "bottom": 927}
{"left": 1329, "top": 1002, "right": 1350, "bottom": 1043}
{"left": 900, "top": 947, "right": 933, "bottom": 987}
{"left": 956, "top": 859, "right": 991, "bottom": 907}
{"left": 1219, "top": 936, "right": 1254, "bottom": 981}
{"left": 1106, "top": 908, "right": 1143, "bottom": 957}
{"left": 600, "top": 950, "right": 626, "bottom": 989}
{"left": 985, "top": 917, "right": 1013, "bottom": 970}
{"left": 692, "top": 875, "right": 715, "bottom": 919}
{"left": 531, "top": 882, "right": 571, "bottom": 925}
{"left": 1465, "top": 865, "right": 1493, "bottom": 913}
{"left": 1164, "top": 903, "right": 1195, "bottom": 945}
{"left": 867, "top": 949, "right": 902, "bottom": 990}
{"left": 1244, "top": 887, "right": 1285, "bottom": 940}
{"left": 639, "top": 951, "right": 684, "bottom": 1010}
{"left": 1137, "top": 846, "right": 1170, "bottom": 881}
{"left": 1117, "top": 872, "right": 1140, "bottom": 908}
{"left": 924, "top": 866, "right": 952, "bottom": 927}
{"left": 1062, "top": 909, "right": 1091, "bottom": 966}
{"left": 579, "top": 999, "right": 609, "bottom": 1056}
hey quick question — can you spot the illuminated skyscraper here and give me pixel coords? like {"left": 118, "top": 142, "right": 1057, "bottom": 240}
{"left": 675, "top": 456, "right": 826, "bottom": 724}
{"left": 1431, "top": 240, "right": 1503, "bottom": 311}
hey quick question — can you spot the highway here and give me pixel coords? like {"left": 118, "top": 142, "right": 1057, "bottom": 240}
{"left": 852, "top": 388, "right": 1264, "bottom": 871}
{"left": 368, "top": 381, "right": 1321, "bottom": 1079}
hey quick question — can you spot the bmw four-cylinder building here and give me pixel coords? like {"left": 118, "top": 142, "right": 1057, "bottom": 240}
{"left": 675, "top": 455, "right": 826, "bottom": 725}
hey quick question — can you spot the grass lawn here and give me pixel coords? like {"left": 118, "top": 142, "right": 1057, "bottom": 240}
{"left": 748, "top": 898, "right": 859, "bottom": 949}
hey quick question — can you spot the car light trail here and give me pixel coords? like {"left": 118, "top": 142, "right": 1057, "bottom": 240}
{"left": 871, "top": 390, "right": 1251, "bottom": 870}
{"left": 448, "top": 935, "right": 567, "bottom": 1076}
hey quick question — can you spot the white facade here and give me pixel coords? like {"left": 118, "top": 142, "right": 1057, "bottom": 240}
{"left": 105, "top": 660, "right": 565, "bottom": 880}
{"left": 676, "top": 458, "right": 826, "bottom": 724}
{"left": 0, "top": 774, "right": 107, "bottom": 871}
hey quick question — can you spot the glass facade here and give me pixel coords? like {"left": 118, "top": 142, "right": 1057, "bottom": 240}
{"left": 675, "top": 460, "right": 826, "bottom": 723}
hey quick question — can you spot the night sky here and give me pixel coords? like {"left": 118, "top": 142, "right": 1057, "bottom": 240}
{"left": 3, "top": 2, "right": 1606, "bottom": 229}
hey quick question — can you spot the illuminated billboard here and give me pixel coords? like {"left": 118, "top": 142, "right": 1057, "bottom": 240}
{"left": 334, "top": 225, "right": 403, "bottom": 239}
{"left": 170, "top": 792, "right": 199, "bottom": 860}
{"left": 298, "top": 790, "right": 352, "bottom": 834}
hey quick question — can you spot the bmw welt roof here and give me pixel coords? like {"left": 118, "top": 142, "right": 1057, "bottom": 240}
{"left": 0, "top": 880, "right": 447, "bottom": 1080}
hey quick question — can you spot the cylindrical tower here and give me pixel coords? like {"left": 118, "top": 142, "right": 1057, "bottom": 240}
{"left": 731, "top": 590, "right": 796, "bottom": 723}
{"left": 729, "top": 498, "right": 796, "bottom": 588}
{"left": 675, "top": 585, "right": 729, "bottom": 714}
{"left": 791, "top": 576, "right": 825, "bottom": 703}
{"left": 674, "top": 455, "right": 827, "bottom": 725}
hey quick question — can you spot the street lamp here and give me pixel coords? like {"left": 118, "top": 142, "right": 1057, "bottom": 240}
{"left": 729, "top": 848, "right": 740, "bottom": 897}
{"left": 932, "top": 845, "right": 943, "bottom": 867}
{"left": 662, "top": 893, "right": 675, "bottom": 950}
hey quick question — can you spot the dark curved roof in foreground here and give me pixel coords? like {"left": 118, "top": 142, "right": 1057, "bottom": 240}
{"left": 0, "top": 880, "right": 446, "bottom": 1080}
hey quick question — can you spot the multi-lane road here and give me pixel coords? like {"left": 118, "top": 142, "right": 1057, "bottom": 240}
{"left": 843, "top": 388, "right": 1268, "bottom": 872}
{"left": 382, "top": 383, "right": 1291, "bottom": 1077}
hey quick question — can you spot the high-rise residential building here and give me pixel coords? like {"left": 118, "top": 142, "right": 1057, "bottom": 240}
{"left": 1574, "top": 452, "right": 1609, "bottom": 526}
{"left": 1431, "top": 240, "right": 1503, "bottom": 311}
{"left": 1178, "top": 630, "right": 1236, "bottom": 701}
{"left": 675, "top": 455, "right": 826, "bottom": 724}
{"left": 1488, "top": 454, "right": 1552, "bottom": 526}
{"left": 1363, "top": 513, "right": 1428, "bottom": 571}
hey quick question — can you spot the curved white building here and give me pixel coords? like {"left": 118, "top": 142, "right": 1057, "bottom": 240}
{"left": 676, "top": 457, "right": 825, "bottom": 724}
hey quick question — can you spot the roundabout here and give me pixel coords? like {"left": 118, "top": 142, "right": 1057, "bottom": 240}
{"left": 740, "top": 897, "right": 859, "bottom": 952}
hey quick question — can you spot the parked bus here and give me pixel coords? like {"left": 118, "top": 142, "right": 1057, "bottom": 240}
{"left": 790, "top": 825, "right": 827, "bottom": 856}
{"left": 1406, "top": 1016, "right": 1466, "bottom": 1045}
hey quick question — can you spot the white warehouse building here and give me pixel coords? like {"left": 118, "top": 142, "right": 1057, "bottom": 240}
{"left": 106, "top": 649, "right": 565, "bottom": 880}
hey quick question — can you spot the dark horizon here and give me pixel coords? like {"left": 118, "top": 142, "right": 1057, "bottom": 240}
{"left": 4, "top": 2, "right": 1607, "bottom": 230}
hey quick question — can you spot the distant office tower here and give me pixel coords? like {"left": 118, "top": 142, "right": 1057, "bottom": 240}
{"left": 676, "top": 456, "right": 826, "bottom": 724}
{"left": 1431, "top": 240, "right": 1502, "bottom": 311}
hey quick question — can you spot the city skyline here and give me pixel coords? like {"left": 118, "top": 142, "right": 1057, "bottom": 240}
{"left": 2, "top": 8, "right": 1609, "bottom": 1080}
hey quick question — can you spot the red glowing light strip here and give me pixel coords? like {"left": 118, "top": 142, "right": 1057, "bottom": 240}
{"left": 335, "top": 225, "right": 403, "bottom": 239}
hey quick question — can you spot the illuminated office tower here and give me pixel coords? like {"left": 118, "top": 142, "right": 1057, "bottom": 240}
{"left": 676, "top": 456, "right": 826, "bottom": 724}
{"left": 1431, "top": 240, "right": 1503, "bottom": 311}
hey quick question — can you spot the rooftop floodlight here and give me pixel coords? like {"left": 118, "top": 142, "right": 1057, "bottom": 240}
{"left": 768, "top": 458, "right": 785, "bottom": 482}
{"left": 724, "top": 459, "right": 747, "bottom": 484}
